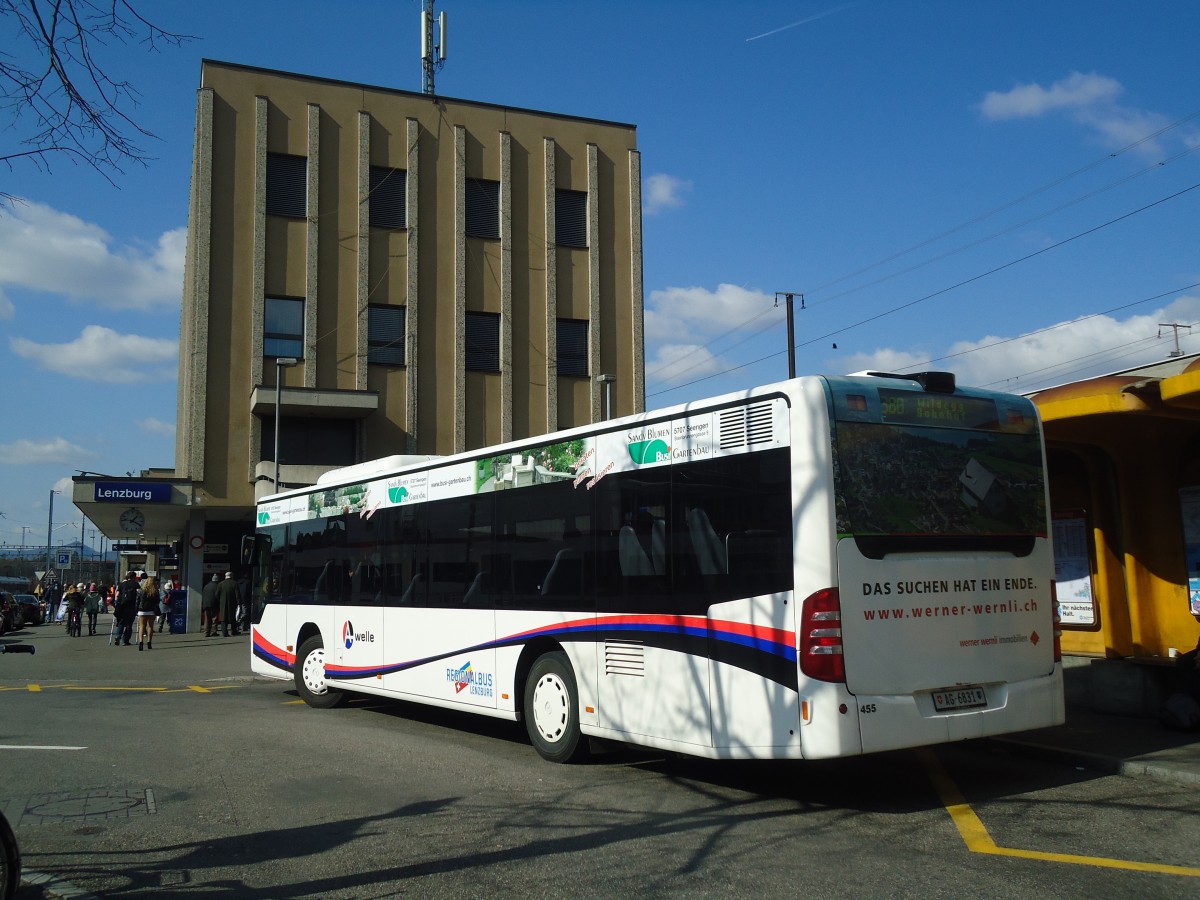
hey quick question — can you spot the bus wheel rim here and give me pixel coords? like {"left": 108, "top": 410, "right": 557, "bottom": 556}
{"left": 532, "top": 672, "right": 568, "bottom": 743}
{"left": 303, "top": 647, "right": 327, "bottom": 695}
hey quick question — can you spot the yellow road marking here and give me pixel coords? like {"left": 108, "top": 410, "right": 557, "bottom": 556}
{"left": 0, "top": 684, "right": 239, "bottom": 694}
{"left": 919, "top": 748, "right": 1200, "bottom": 878}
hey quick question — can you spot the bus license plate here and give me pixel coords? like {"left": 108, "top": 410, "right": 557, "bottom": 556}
{"left": 932, "top": 687, "right": 987, "bottom": 712}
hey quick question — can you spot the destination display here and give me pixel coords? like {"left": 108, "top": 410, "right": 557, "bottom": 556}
{"left": 878, "top": 388, "right": 999, "bottom": 429}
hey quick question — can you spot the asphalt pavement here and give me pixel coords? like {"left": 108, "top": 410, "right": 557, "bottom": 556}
{"left": 7, "top": 611, "right": 1200, "bottom": 785}
{"left": 5, "top": 612, "right": 1200, "bottom": 897}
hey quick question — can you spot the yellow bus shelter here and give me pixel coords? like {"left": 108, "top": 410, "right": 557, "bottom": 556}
{"left": 1032, "top": 356, "right": 1200, "bottom": 666}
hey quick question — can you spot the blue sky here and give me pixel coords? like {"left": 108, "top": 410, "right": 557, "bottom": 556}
{"left": 2, "top": 0, "right": 1199, "bottom": 552}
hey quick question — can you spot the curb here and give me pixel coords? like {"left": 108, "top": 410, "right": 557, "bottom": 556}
{"left": 988, "top": 737, "right": 1200, "bottom": 786}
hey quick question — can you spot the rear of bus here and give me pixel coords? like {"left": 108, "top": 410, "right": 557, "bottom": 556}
{"left": 800, "top": 372, "right": 1063, "bottom": 758}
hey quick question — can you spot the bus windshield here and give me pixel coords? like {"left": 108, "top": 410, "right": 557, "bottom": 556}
{"left": 830, "top": 382, "right": 1046, "bottom": 554}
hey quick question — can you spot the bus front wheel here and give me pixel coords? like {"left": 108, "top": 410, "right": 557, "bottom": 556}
{"left": 524, "top": 651, "right": 587, "bottom": 763}
{"left": 294, "top": 635, "right": 346, "bottom": 709}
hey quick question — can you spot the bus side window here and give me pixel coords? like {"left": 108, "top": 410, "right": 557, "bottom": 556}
{"left": 313, "top": 559, "right": 344, "bottom": 604}
{"left": 619, "top": 525, "right": 655, "bottom": 576}
{"left": 687, "top": 508, "right": 726, "bottom": 575}
{"left": 399, "top": 572, "right": 425, "bottom": 606}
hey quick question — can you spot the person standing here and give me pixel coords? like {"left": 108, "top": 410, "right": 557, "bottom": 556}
{"left": 84, "top": 583, "right": 102, "bottom": 636}
{"left": 157, "top": 579, "right": 172, "bottom": 633}
{"left": 136, "top": 575, "right": 159, "bottom": 650}
{"left": 113, "top": 571, "right": 139, "bottom": 646}
{"left": 216, "top": 572, "right": 241, "bottom": 637}
{"left": 202, "top": 574, "right": 221, "bottom": 637}
{"left": 46, "top": 582, "right": 63, "bottom": 625}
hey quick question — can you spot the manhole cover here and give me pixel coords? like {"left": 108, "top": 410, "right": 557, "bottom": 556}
{"left": 8, "top": 789, "right": 156, "bottom": 825}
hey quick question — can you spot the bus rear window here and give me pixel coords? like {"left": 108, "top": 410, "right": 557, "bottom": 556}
{"left": 832, "top": 419, "right": 1046, "bottom": 552}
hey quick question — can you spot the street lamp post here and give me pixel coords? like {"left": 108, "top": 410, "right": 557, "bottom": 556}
{"left": 596, "top": 374, "right": 616, "bottom": 421}
{"left": 274, "top": 357, "right": 299, "bottom": 492}
{"left": 45, "top": 489, "right": 58, "bottom": 576}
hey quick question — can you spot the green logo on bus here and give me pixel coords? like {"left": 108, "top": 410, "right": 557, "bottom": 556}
{"left": 388, "top": 485, "right": 409, "bottom": 504}
{"left": 257, "top": 512, "right": 270, "bottom": 525}
{"left": 627, "top": 439, "right": 670, "bottom": 465}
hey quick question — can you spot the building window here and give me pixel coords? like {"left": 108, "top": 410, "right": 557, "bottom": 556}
{"left": 555, "top": 189, "right": 587, "bottom": 248}
{"left": 465, "top": 312, "right": 500, "bottom": 372}
{"left": 265, "top": 296, "right": 304, "bottom": 358}
{"left": 368, "top": 305, "right": 406, "bottom": 366}
{"left": 261, "top": 417, "right": 356, "bottom": 467}
{"left": 465, "top": 177, "right": 500, "bottom": 239}
{"left": 369, "top": 166, "right": 406, "bottom": 230}
{"left": 557, "top": 319, "right": 588, "bottom": 377}
{"left": 266, "top": 153, "right": 307, "bottom": 218}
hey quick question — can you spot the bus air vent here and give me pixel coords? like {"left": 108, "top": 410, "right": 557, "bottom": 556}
{"left": 719, "top": 402, "right": 774, "bottom": 449}
{"left": 605, "top": 640, "right": 645, "bottom": 677}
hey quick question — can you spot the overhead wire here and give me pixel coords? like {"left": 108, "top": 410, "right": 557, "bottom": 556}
{"left": 647, "top": 181, "right": 1200, "bottom": 400}
{"left": 647, "top": 109, "right": 1200, "bottom": 391}
{"left": 895, "top": 280, "right": 1200, "bottom": 372}
{"left": 804, "top": 106, "right": 1200, "bottom": 299}
{"left": 980, "top": 331, "right": 1184, "bottom": 390}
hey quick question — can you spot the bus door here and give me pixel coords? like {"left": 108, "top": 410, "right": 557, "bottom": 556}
{"left": 595, "top": 473, "right": 714, "bottom": 750}
{"left": 308, "top": 519, "right": 391, "bottom": 690}
{"left": 393, "top": 495, "right": 498, "bottom": 709}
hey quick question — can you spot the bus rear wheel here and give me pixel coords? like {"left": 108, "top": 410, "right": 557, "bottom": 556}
{"left": 294, "top": 635, "right": 345, "bottom": 709}
{"left": 524, "top": 651, "right": 587, "bottom": 763}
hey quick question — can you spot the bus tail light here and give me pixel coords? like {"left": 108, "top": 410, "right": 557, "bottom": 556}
{"left": 1050, "top": 580, "right": 1061, "bottom": 663}
{"left": 800, "top": 588, "right": 845, "bottom": 683}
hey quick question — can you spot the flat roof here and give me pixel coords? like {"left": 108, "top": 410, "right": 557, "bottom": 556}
{"left": 200, "top": 58, "right": 638, "bottom": 132}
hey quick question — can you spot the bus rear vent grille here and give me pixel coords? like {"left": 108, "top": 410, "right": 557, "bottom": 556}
{"left": 719, "top": 402, "right": 774, "bottom": 449}
{"left": 605, "top": 640, "right": 645, "bottom": 677}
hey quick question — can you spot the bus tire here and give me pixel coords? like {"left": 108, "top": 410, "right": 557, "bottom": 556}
{"left": 0, "top": 807, "right": 19, "bottom": 900}
{"left": 294, "top": 635, "right": 345, "bottom": 709}
{"left": 524, "top": 651, "right": 587, "bottom": 763}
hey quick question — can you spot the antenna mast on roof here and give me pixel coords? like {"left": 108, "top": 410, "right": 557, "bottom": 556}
{"left": 421, "top": 0, "right": 448, "bottom": 97}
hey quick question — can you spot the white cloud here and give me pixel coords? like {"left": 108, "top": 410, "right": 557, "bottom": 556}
{"left": 0, "top": 437, "right": 93, "bottom": 465}
{"left": 140, "top": 417, "right": 175, "bottom": 437}
{"left": 644, "top": 173, "right": 692, "bottom": 215}
{"left": 980, "top": 72, "right": 1121, "bottom": 120}
{"left": 647, "top": 342, "right": 724, "bottom": 386}
{"left": 646, "top": 283, "right": 769, "bottom": 343}
{"left": 839, "top": 294, "right": 1200, "bottom": 391}
{"left": 10, "top": 325, "right": 178, "bottom": 383}
{"left": 0, "top": 199, "right": 185, "bottom": 312}
{"left": 979, "top": 71, "right": 1174, "bottom": 156}
{"left": 645, "top": 283, "right": 774, "bottom": 383}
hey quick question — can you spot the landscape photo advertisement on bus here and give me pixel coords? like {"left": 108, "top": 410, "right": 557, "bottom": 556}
{"left": 247, "top": 371, "right": 1062, "bottom": 763}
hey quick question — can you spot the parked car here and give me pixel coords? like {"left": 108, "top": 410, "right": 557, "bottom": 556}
{"left": 0, "top": 593, "right": 15, "bottom": 635}
{"left": 11, "top": 594, "right": 43, "bottom": 626}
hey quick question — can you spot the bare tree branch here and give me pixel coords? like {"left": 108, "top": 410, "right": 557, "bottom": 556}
{"left": 0, "top": 0, "right": 194, "bottom": 196}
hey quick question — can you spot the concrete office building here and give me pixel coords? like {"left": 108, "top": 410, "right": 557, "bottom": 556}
{"left": 73, "top": 60, "right": 645, "bottom": 610}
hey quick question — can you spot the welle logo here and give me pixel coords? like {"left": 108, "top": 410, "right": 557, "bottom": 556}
{"left": 342, "top": 620, "right": 375, "bottom": 649}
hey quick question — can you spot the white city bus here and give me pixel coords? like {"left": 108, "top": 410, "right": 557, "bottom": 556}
{"left": 246, "top": 371, "right": 1063, "bottom": 762}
